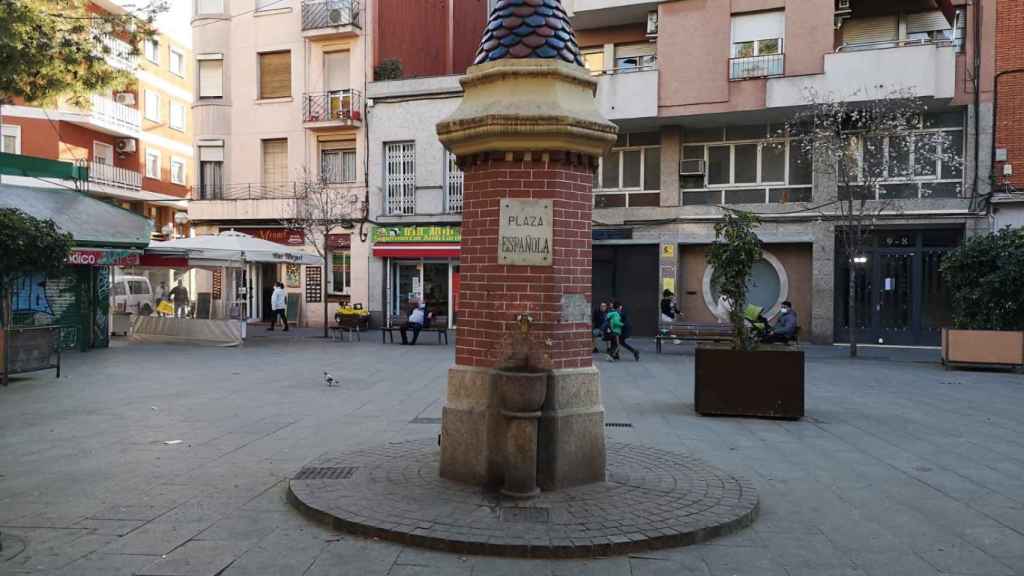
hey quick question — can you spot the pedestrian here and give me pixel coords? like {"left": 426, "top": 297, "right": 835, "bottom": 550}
{"left": 400, "top": 299, "right": 426, "bottom": 345}
{"left": 592, "top": 300, "right": 609, "bottom": 353}
{"left": 604, "top": 303, "right": 623, "bottom": 361}
{"left": 660, "top": 289, "right": 679, "bottom": 323}
{"left": 169, "top": 279, "right": 190, "bottom": 318}
{"left": 614, "top": 301, "right": 640, "bottom": 362}
{"left": 268, "top": 282, "right": 288, "bottom": 331}
{"left": 157, "top": 281, "right": 169, "bottom": 317}
{"left": 764, "top": 301, "right": 798, "bottom": 343}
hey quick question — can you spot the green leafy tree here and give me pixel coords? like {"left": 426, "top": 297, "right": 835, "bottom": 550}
{"left": 0, "top": 0, "right": 166, "bottom": 106}
{"left": 941, "top": 227, "right": 1024, "bottom": 331}
{"left": 707, "top": 211, "right": 763, "bottom": 351}
{"left": 0, "top": 208, "right": 74, "bottom": 330}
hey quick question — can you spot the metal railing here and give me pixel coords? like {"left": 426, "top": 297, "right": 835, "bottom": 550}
{"left": 835, "top": 38, "right": 955, "bottom": 53}
{"left": 303, "top": 89, "right": 363, "bottom": 124}
{"left": 302, "top": 0, "right": 360, "bottom": 30}
{"left": 98, "top": 34, "right": 138, "bottom": 70}
{"left": 77, "top": 161, "right": 142, "bottom": 190}
{"left": 197, "top": 182, "right": 307, "bottom": 201}
{"left": 88, "top": 94, "right": 141, "bottom": 134}
{"left": 729, "top": 54, "right": 785, "bottom": 81}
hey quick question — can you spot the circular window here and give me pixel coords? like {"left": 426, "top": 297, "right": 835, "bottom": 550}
{"left": 702, "top": 251, "right": 789, "bottom": 321}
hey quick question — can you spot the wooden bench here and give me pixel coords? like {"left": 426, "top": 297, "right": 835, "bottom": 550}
{"left": 655, "top": 322, "right": 736, "bottom": 353}
{"left": 382, "top": 315, "right": 450, "bottom": 345}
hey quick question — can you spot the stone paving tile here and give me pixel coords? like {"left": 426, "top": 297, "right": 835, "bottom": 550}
{"left": 98, "top": 520, "right": 214, "bottom": 556}
{"left": 628, "top": 556, "right": 709, "bottom": 576}
{"left": 135, "top": 540, "right": 250, "bottom": 576}
{"left": 303, "top": 537, "right": 403, "bottom": 576}
{"left": 50, "top": 552, "right": 161, "bottom": 576}
{"left": 71, "top": 518, "right": 147, "bottom": 536}
{"left": 217, "top": 526, "right": 333, "bottom": 576}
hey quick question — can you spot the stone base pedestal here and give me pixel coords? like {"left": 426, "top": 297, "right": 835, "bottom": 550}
{"left": 440, "top": 365, "right": 605, "bottom": 490}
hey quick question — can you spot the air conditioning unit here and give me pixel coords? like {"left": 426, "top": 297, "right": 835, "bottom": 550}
{"left": 115, "top": 92, "right": 136, "bottom": 107}
{"left": 646, "top": 11, "right": 659, "bottom": 37}
{"left": 116, "top": 138, "right": 136, "bottom": 153}
{"left": 679, "top": 159, "right": 706, "bottom": 176}
{"left": 327, "top": 7, "right": 348, "bottom": 25}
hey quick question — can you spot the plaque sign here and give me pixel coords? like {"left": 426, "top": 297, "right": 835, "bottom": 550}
{"left": 498, "top": 199, "right": 553, "bottom": 266}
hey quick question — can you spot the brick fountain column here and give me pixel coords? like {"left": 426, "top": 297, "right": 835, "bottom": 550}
{"left": 436, "top": 0, "right": 617, "bottom": 492}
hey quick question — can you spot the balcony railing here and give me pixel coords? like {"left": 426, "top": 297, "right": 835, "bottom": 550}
{"left": 98, "top": 34, "right": 138, "bottom": 70}
{"left": 197, "top": 182, "right": 308, "bottom": 201}
{"left": 87, "top": 94, "right": 141, "bottom": 134}
{"left": 835, "top": 38, "right": 956, "bottom": 53}
{"left": 729, "top": 53, "right": 785, "bottom": 81}
{"left": 302, "top": 0, "right": 360, "bottom": 30}
{"left": 78, "top": 161, "right": 142, "bottom": 190}
{"left": 303, "top": 89, "right": 363, "bottom": 125}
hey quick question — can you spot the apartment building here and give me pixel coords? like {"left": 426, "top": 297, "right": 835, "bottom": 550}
{"left": 364, "top": 0, "right": 490, "bottom": 327}
{"left": 190, "top": 0, "right": 370, "bottom": 327}
{"left": 560, "top": 0, "right": 996, "bottom": 346}
{"left": 991, "top": 0, "right": 1024, "bottom": 228}
{"left": 0, "top": 0, "right": 193, "bottom": 238}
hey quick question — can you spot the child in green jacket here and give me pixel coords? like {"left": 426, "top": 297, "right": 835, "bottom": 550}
{"left": 605, "top": 308, "right": 623, "bottom": 360}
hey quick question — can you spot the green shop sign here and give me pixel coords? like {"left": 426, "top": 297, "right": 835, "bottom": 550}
{"left": 372, "top": 225, "right": 461, "bottom": 244}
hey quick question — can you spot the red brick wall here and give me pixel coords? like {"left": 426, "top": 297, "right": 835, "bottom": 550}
{"left": 456, "top": 152, "right": 596, "bottom": 371}
{"left": 995, "top": 0, "right": 1024, "bottom": 188}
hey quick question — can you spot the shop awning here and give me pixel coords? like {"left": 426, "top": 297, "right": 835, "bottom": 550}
{"left": 0, "top": 183, "right": 152, "bottom": 248}
{"left": 372, "top": 243, "right": 461, "bottom": 258}
{"left": 147, "top": 230, "right": 324, "bottom": 266}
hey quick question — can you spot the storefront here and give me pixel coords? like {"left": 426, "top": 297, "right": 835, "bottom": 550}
{"left": 372, "top": 225, "right": 461, "bottom": 327}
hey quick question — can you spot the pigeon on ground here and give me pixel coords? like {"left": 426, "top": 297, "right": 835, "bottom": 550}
{"left": 324, "top": 372, "right": 339, "bottom": 387}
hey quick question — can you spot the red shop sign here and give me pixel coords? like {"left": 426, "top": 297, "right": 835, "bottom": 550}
{"left": 327, "top": 234, "right": 351, "bottom": 250}
{"left": 229, "top": 228, "right": 305, "bottom": 246}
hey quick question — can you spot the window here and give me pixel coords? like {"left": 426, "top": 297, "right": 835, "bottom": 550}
{"left": 613, "top": 44, "right": 656, "bottom": 72}
{"left": 170, "top": 47, "right": 185, "bottom": 77}
{"left": 2, "top": 124, "right": 22, "bottom": 154}
{"left": 262, "top": 139, "right": 289, "bottom": 186}
{"left": 94, "top": 141, "right": 114, "bottom": 165}
{"left": 331, "top": 251, "right": 351, "bottom": 294}
{"left": 170, "top": 101, "right": 186, "bottom": 131}
{"left": 582, "top": 50, "right": 604, "bottom": 76}
{"left": 320, "top": 148, "right": 357, "bottom": 183}
{"left": 730, "top": 11, "right": 785, "bottom": 79}
{"left": 594, "top": 132, "right": 661, "bottom": 208}
{"left": 144, "top": 91, "right": 160, "bottom": 122}
{"left": 196, "top": 0, "right": 224, "bottom": 15}
{"left": 146, "top": 149, "right": 161, "bottom": 179}
{"left": 259, "top": 51, "right": 291, "bottom": 99}
{"left": 198, "top": 57, "right": 224, "bottom": 98}
{"left": 384, "top": 142, "right": 416, "bottom": 215}
{"left": 445, "top": 151, "right": 464, "bottom": 213}
{"left": 144, "top": 38, "right": 159, "bottom": 64}
{"left": 171, "top": 157, "right": 186, "bottom": 185}
{"left": 681, "top": 125, "right": 814, "bottom": 206}
{"left": 199, "top": 145, "right": 224, "bottom": 199}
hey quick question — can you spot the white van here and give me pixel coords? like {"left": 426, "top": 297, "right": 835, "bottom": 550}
{"left": 112, "top": 275, "right": 155, "bottom": 316}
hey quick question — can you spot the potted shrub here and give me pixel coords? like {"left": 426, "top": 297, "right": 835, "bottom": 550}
{"left": 940, "top": 227, "right": 1024, "bottom": 370}
{"left": 694, "top": 212, "right": 804, "bottom": 419}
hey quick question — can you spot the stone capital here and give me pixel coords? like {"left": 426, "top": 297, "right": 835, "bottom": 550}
{"left": 437, "top": 59, "right": 618, "bottom": 159}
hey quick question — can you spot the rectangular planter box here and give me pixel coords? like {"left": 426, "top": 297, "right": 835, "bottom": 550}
{"left": 942, "top": 328, "right": 1024, "bottom": 369}
{"left": 694, "top": 346, "right": 804, "bottom": 419}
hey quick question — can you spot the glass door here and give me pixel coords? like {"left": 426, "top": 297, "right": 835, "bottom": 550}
{"left": 392, "top": 261, "right": 421, "bottom": 322}
{"left": 875, "top": 251, "right": 914, "bottom": 345}
{"left": 423, "top": 262, "right": 450, "bottom": 327}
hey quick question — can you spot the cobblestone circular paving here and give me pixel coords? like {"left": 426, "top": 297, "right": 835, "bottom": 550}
{"left": 288, "top": 439, "right": 758, "bottom": 558}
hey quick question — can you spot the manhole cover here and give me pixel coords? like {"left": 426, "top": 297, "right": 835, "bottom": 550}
{"left": 605, "top": 422, "right": 633, "bottom": 428}
{"left": 410, "top": 417, "right": 442, "bottom": 424}
{"left": 499, "top": 506, "right": 550, "bottom": 524}
{"left": 294, "top": 466, "right": 358, "bottom": 480}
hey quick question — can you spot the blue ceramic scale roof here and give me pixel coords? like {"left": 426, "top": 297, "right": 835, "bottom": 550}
{"left": 474, "top": 0, "right": 584, "bottom": 67}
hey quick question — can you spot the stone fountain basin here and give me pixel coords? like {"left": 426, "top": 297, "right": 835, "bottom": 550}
{"left": 495, "top": 369, "right": 548, "bottom": 414}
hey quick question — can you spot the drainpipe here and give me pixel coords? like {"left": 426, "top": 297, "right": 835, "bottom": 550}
{"left": 970, "top": 0, "right": 982, "bottom": 212}
{"left": 990, "top": 68, "right": 1024, "bottom": 194}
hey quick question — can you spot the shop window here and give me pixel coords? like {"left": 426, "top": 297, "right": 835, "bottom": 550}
{"left": 259, "top": 51, "right": 291, "bottom": 99}
{"left": 331, "top": 251, "right": 351, "bottom": 294}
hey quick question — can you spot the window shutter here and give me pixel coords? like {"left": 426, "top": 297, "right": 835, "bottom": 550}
{"left": 842, "top": 16, "right": 898, "bottom": 45}
{"left": 324, "top": 51, "right": 351, "bottom": 91}
{"left": 259, "top": 52, "right": 291, "bottom": 99}
{"left": 262, "top": 139, "right": 289, "bottom": 185}
{"left": 615, "top": 43, "right": 656, "bottom": 58}
{"left": 199, "top": 60, "right": 223, "bottom": 98}
{"left": 731, "top": 10, "right": 786, "bottom": 44}
{"left": 906, "top": 11, "right": 951, "bottom": 33}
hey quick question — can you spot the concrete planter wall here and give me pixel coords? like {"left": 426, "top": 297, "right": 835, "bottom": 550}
{"left": 942, "top": 329, "right": 1024, "bottom": 370}
{"left": 694, "top": 346, "right": 804, "bottom": 420}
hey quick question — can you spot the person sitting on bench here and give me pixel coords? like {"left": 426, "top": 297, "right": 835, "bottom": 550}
{"left": 400, "top": 299, "right": 426, "bottom": 345}
{"left": 764, "top": 301, "right": 799, "bottom": 343}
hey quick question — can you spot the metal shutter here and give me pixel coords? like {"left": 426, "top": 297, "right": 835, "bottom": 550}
{"left": 906, "top": 11, "right": 951, "bottom": 33}
{"left": 259, "top": 51, "right": 291, "bottom": 99}
{"left": 842, "top": 16, "right": 898, "bottom": 45}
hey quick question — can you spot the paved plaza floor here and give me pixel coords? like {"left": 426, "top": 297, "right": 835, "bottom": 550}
{"left": 1, "top": 333, "right": 1023, "bottom": 575}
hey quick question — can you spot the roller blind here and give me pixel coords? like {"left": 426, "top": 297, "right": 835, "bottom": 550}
{"left": 198, "top": 59, "right": 223, "bottom": 98}
{"left": 906, "top": 11, "right": 951, "bottom": 33}
{"left": 615, "top": 43, "right": 656, "bottom": 58}
{"left": 259, "top": 51, "right": 291, "bottom": 99}
{"left": 324, "top": 51, "right": 351, "bottom": 91}
{"left": 262, "top": 139, "right": 289, "bottom": 184}
{"left": 731, "top": 10, "right": 786, "bottom": 43}
{"left": 842, "top": 16, "right": 898, "bottom": 45}
{"left": 199, "top": 146, "right": 224, "bottom": 162}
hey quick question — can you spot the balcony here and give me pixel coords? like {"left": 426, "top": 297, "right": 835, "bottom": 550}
{"left": 303, "top": 89, "right": 363, "bottom": 130}
{"left": 566, "top": 0, "right": 660, "bottom": 31}
{"left": 729, "top": 54, "right": 784, "bottom": 81}
{"left": 63, "top": 95, "right": 141, "bottom": 137}
{"left": 594, "top": 67, "right": 658, "bottom": 121}
{"left": 81, "top": 161, "right": 142, "bottom": 191}
{"left": 767, "top": 42, "right": 956, "bottom": 108}
{"left": 98, "top": 34, "right": 138, "bottom": 71}
{"left": 190, "top": 182, "right": 364, "bottom": 222}
{"left": 301, "top": 0, "right": 361, "bottom": 38}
